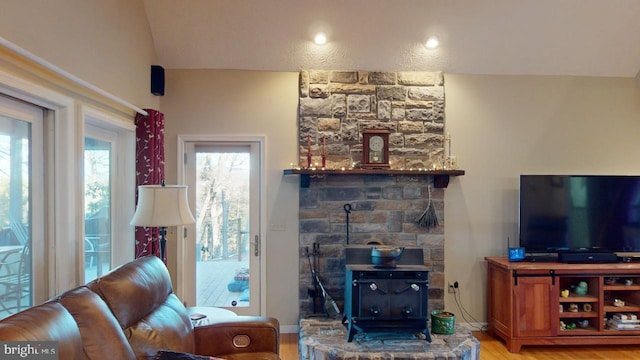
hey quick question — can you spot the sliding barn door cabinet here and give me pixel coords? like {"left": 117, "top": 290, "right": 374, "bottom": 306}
{"left": 486, "top": 257, "right": 640, "bottom": 352}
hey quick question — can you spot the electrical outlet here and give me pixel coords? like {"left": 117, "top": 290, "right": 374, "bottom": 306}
{"left": 448, "top": 282, "right": 455, "bottom": 294}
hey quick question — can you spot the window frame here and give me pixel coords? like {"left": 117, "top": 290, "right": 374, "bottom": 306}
{"left": 0, "top": 70, "right": 76, "bottom": 299}
{"left": 0, "top": 64, "right": 136, "bottom": 302}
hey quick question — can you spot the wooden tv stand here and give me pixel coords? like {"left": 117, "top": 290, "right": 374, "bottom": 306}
{"left": 486, "top": 256, "right": 640, "bottom": 352}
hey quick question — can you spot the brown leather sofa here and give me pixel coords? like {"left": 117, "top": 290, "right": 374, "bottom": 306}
{"left": 0, "top": 255, "right": 280, "bottom": 360}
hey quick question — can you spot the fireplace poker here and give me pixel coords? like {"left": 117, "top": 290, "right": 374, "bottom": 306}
{"left": 306, "top": 245, "right": 341, "bottom": 319}
{"left": 343, "top": 203, "right": 352, "bottom": 244}
{"left": 305, "top": 246, "right": 322, "bottom": 314}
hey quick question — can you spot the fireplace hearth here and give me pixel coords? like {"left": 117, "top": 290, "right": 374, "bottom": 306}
{"left": 297, "top": 171, "right": 449, "bottom": 321}
{"left": 299, "top": 318, "right": 481, "bottom": 360}
{"left": 343, "top": 246, "right": 432, "bottom": 342}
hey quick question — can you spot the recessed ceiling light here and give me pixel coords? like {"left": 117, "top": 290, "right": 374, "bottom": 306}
{"left": 425, "top": 36, "right": 439, "bottom": 49}
{"left": 314, "top": 32, "right": 327, "bottom": 45}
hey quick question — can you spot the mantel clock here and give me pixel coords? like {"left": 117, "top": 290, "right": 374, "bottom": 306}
{"left": 362, "top": 130, "right": 390, "bottom": 169}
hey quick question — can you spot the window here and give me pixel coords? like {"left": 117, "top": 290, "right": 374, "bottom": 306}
{"left": 0, "top": 95, "right": 44, "bottom": 318}
{"left": 82, "top": 108, "right": 136, "bottom": 283}
{"left": 83, "top": 133, "right": 113, "bottom": 281}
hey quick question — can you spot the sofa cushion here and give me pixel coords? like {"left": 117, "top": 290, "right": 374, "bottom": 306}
{"left": 88, "top": 255, "right": 195, "bottom": 357}
{"left": 57, "top": 286, "right": 136, "bottom": 360}
{"left": 87, "top": 255, "right": 174, "bottom": 329}
{"left": 125, "top": 294, "right": 195, "bottom": 358}
{"left": 0, "top": 301, "right": 86, "bottom": 359}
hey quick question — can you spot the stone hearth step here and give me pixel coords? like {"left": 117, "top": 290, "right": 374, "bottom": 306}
{"left": 299, "top": 318, "right": 480, "bottom": 360}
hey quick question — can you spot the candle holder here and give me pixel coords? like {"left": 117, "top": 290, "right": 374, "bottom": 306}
{"left": 447, "top": 156, "right": 457, "bottom": 170}
{"left": 306, "top": 135, "right": 312, "bottom": 168}
{"left": 321, "top": 136, "right": 327, "bottom": 168}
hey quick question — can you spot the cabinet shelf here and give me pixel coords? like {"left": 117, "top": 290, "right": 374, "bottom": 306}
{"left": 604, "top": 304, "right": 640, "bottom": 312}
{"left": 604, "top": 285, "right": 640, "bottom": 291}
{"left": 283, "top": 168, "right": 464, "bottom": 188}
{"left": 559, "top": 295, "right": 598, "bottom": 303}
{"left": 558, "top": 328, "right": 600, "bottom": 335}
{"left": 604, "top": 329, "right": 640, "bottom": 334}
{"left": 559, "top": 312, "right": 598, "bottom": 318}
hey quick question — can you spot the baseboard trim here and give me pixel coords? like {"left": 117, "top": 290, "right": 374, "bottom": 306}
{"left": 281, "top": 324, "right": 299, "bottom": 334}
{"left": 460, "top": 321, "right": 488, "bottom": 332}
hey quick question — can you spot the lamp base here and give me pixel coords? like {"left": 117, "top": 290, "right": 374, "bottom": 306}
{"left": 159, "top": 226, "right": 167, "bottom": 263}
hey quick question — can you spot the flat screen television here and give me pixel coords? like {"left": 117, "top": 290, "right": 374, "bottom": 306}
{"left": 519, "top": 175, "right": 640, "bottom": 254}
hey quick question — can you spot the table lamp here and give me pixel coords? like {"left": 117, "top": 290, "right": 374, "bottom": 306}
{"left": 130, "top": 183, "right": 196, "bottom": 262}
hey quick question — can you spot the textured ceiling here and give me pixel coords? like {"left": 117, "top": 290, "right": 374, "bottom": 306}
{"left": 142, "top": 0, "right": 640, "bottom": 77}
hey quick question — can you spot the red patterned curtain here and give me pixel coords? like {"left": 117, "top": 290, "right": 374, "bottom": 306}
{"left": 134, "top": 109, "right": 165, "bottom": 259}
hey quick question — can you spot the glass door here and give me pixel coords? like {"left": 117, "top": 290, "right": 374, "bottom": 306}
{"left": 183, "top": 140, "right": 262, "bottom": 315}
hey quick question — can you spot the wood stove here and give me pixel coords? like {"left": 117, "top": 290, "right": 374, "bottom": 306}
{"left": 343, "top": 246, "right": 432, "bottom": 342}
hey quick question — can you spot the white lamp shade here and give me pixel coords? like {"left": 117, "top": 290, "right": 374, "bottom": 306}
{"left": 130, "top": 185, "right": 196, "bottom": 227}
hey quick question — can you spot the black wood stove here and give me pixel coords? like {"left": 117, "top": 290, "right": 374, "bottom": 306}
{"left": 343, "top": 246, "right": 432, "bottom": 342}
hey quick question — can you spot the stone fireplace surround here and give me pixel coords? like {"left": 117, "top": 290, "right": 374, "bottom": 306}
{"left": 297, "top": 70, "right": 448, "bottom": 318}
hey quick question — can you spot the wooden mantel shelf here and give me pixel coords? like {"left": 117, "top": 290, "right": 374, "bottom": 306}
{"left": 283, "top": 168, "right": 465, "bottom": 188}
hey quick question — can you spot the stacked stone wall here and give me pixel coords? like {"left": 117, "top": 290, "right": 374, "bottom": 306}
{"left": 298, "top": 70, "right": 445, "bottom": 170}
{"left": 297, "top": 70, "right": 447, "bottom": 318}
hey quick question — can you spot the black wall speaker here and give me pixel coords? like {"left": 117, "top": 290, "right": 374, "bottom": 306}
{"left": 151, "top": 65, "right": 165, "bottom": 96}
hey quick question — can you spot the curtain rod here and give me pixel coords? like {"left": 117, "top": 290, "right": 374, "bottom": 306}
{"left": 0, "top": 36, "right": 148, "bottom": 116}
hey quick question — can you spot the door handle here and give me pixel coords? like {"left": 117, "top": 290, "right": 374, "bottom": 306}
{"left": 254, "top": 235, "right": 259, "bottom": 256}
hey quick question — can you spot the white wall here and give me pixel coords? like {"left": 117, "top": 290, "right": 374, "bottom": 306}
{"left": 0, "top": 0, "right": 159, "bottom": 110}
{"left": 160, "top": 69, "right": 301, "bottom": 328}
{"left": 444, "top": 74, "right": 640, "bottom": 323}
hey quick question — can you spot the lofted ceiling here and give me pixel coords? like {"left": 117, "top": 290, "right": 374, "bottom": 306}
{"left": 142, "top": 0, "right": 640, "bottom": 78}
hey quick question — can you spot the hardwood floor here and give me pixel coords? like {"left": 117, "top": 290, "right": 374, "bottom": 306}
{"left": 472, "top": 331, "right": 640, "bottom": 359}
{"left": 280, "top": 331, "right": 640, "bottom": 360}
{"left": 279, "top": 333, "right": 299, "bottom": 360}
